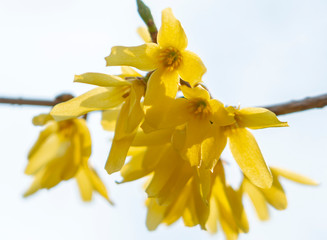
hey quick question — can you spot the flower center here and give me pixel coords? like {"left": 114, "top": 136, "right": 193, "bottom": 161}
{"left": 159, "top": 47, "right": 182, "bottom": 71}
{"left": 189, "top": 99, "right": 212, "bottom": 119}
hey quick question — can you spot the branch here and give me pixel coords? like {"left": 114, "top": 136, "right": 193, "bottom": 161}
{"left": 263, "top": 93, "right": 327, "bottom": 116}
{"left": 0, "top": 94, "right": 73, "bottom": 107}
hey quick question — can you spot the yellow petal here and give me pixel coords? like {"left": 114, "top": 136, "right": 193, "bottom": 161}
{"left": 195, "top": 167, "right": 211, "bottom": 205}
{"left": 101, "top": 108, "right": 121, "bottom": 132}
{"left": 51, "top": 86, "right": 129, "bottom": 121}
{"left": 132, "top": 128, "right": 173, "bottom": 146}
{"left": 88, "top": 167, "right": 113, "bottom": 204}
{"left": 25, "top": 133, "right": 69, "bottom": 175}
{"left": 28, "top": 122, "right": 58, "bottom": 159}
{"left": 242, "top": 179, "right": 269, "bottom": 221}
{"left": 157, "top": 8, "right": 188, "bottom": 50}
{"left": 120, "top": 66, "right": 142, "bottom": 78}
{"left": 180, "top": 85, "right": 210, "bottom": 101}
{"left": 125, "top": 80, "right": 145, "bottom": 133}
{"left": 32, "top": 114, "right": 53, "bottom": 126}
{"left": 74, "top": 73, "right": 131, "bottom": 87}
{"left": 226, "top": 187, "right": 249, "bottom": 233}
{"left": 201, "top": 124, "right": 227, "bottom": 169}
{"left": 237, "top": 107, "right": 288, "bottom": 129}
{"left": 205, "top": 195, "right": 219, "bottom": 234}
{"left": 182, "top": 118, "right": 210, "bottom": 166}
{"left": 105, "top": 43, "right": 160, "bottom": 71}
{"left": 260, "top": 174, "right": 287, "bottom": 210}
{"left": 137, "top": 26, "right": 152, "bottom": 43}
{"left": 146, "top": 198, "right": 167, "bottom": 231}
{"left": 145, "top": 147, "right": 180, "bottom": 197}
{"left": 227, "top": 127, "right": 272, "bottom": 189}
{"left": 178, "top": 50, "right": 206, "bottom": 87}
{"left": 76, "top": 167, "right": 93, "bottom": 201}
{"left": 271, "top": 167, "right": 319, "bottom": 186}
{"left": 74, "top": 118, "right": 92, "bottom": 159}
{"left": 143, "top": 69, "right": 179, "bottom": 129}
{"left": 211, "top": 99, "right": 236, "bottom": 126}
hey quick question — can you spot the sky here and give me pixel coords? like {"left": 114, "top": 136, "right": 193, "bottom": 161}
{"left": 0, "top": 0, "right": 327, "bottom": 239}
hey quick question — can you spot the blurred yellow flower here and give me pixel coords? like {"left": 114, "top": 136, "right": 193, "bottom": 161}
{"left": 24, "top": 114, "right": 112, "bottom": 203}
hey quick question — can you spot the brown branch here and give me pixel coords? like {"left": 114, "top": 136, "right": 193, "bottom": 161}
{"left": 264, "top": 93, "right": 327, "bottom": 115}
{"left": 0, "top": 94, "right": 73, "bottom": 107}
{"left": 0, "top": 93, "right": 327, "bottom": 117}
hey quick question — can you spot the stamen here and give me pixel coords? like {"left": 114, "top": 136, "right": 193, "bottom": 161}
{"left": 159, "top": 47, "right": 182, "bottom": 71}
{"left": 189, "top": 99, "right": 212, "bottom": 119}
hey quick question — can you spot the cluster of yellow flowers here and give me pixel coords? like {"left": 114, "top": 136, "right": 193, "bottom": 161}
{"left": 24, "top": 8, "right": 317, "bottom": 239}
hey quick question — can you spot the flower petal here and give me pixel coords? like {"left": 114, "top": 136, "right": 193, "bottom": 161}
{"left": 157, "top": 8, "right": 188, "bottom": 50}
{"left": 74, "top": 73, "right": 131, "bottom": 87}
{"left": 237, "top": 107, "right": 288, "bottom": 129}
{"left": 105, "top": 44, "right": 160, "bottom": 71}
{"left": 132, "top": 128, "right": 173, "bottom": 146}
{"left": 180, "top": 85, "right": 210, "bottom": 101}
{"left": 137, "top": 26, "right": 152, "bottom": 43}
{"left": 242, "top": 179, "right": 269, "bottom": 221}
{"left": 143, "top": 69, "right": 179, "bottom": 129}
{"left": 260, "top": 174, "right": 287, "bottom": 210}
{"left": 51, "top": 86, "right": 129, "bottom": 121}
{"left": 201, "top": 124, "right": 227, "bottom": 169}
{"left": 178, "top": 50, "right": 206, "bottom": 87}
{"left": 227, "top": 127, "right": 273, "bottom": 189}
{"left": 101, "top": 109, "right": 121, "bottom": 132}
{"left": 271, "top": 167, "right": 319, "bottom": 186}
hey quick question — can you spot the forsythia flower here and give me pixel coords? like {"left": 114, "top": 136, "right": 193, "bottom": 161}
{"left": 242, "top": 167, "right": 318, "bottom": 221}
{"left": 50, "top": 67, "right": 146, "bottom": 174}
{"left": 24, "top": 113, "right": 112, "bottom": 203}
{"left": 105, "top": 8, "right": 206, "bottom": 129}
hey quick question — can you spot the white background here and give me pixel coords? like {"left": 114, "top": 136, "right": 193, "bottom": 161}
{"left": 0, "top": 0, "right": 326, "bottom": 239}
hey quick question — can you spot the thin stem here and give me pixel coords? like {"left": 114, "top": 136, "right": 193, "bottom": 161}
{"left": 0, "top": 94, "right": 74, "bottom": 107}
{"left": 263, "top": 93, "right": 327, "bottom": 116}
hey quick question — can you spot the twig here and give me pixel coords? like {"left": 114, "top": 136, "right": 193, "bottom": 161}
{"left": 0, "top": 94, "right": 73, "bottom": 107}
{"left": 263, "top": 93, "right": 327, "bottom": 116}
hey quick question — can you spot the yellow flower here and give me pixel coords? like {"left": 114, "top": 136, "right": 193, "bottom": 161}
{"left": 50, "top": 67, "right": 146, "bottom": 174}
{"left": 151, "top": 85, "right": 234, "bottom": 169}
{"left": 241, "top": 166, "right": 318, "bottom": 221}
{"left": 24, "top": 114, "right": 112, "bottom": 203}
{"left": 224, "top": 107, "right": 288, "bottom": 189}
{"left": 105, "top": 8, "right": 206, "bottom": 129}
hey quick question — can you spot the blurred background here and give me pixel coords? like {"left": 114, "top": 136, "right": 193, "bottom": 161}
{"left": 0, "top": 0, "right": 326, "bottom": 239}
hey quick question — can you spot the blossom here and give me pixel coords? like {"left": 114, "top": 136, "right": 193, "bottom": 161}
{"left": 224, "top": 107, "right": 288, "bottom": 189}
{"left": 241, "top": 167, "right": 318, "bottom": 220}
{"left": 50, "top": 67, "right": 146, "bottom": 174}
{"left": 24, "top": 113, "right": 111, "bottom": 203}
{"left": 105, "top": 8, "right": 206, "bottom": 128}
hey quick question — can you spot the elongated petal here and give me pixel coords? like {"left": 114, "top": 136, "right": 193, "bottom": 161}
{"left": 132, "top": 128, "right": 173, "bottom": 146}
{"left": 211, "top": 99, "right": 235, "bottom": 126}
{"left": 157, "top": 8, "right": 187, "bottom": 50}
{"left": 195, "top": 167, "right": 211, "bottom": 205}
{"left": 237, "top": 107, "right": 288, "bottom": 129}
{"left": 143, "top": 69, "right": 179, "bottom": 129}
{"left": 120, "top": 66, "right": 142, "bottom": 78}
{"left": 51, "top": 87, "right": 129, "bottom": 121}
{"left": 180, "top": 85, "right": 210, "bottom": 101}
{"left": 105, "top": 44, "right": 160, "bottom": 71}
{"left": 137, "top": 26, "right": 152, "bottom": 43}
{"left": 125, "top": 80, "right": 145, "bottom": 133}
{"left": 146, "top": 199, "right": 167, "bottom": 231}
{"left": 101, "top": 109, "right": 120, "bottom": 132}
{"left": 178, "top": 50, "right": 206, "bottom": 87}
{"left": 74, "top": 73, "right": 131, "bottom": 87}
{"left": 76, "top": 167, "right": 93, "bottom": 201}
{"left": 105, "top": 102, "right": 136, "bottom": 174}
{"left": 201, "top": 124, "right": 227, "bottom": 169}
{"left": 227, "top": 127, "right": 272, "bottom": 189}
{"left": 271, "top": 167, "right": 319, "bottom": 186}
{"left": 242, "top": 179, "right": 269, "bottom": 221}
{"left": 88, "top": 167, "right": 113, "bottom": 204}
{"left": 260, "top": 174, "right": 287, "bottom": 210}
{"left": 182, "top": 118, "right": 211, "bottom": 166}
{"left": 32, "top": 114, "right": 53, "bottom": 126}
{"left": 25, "top": 133, "right": 68, "bottom": 175}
